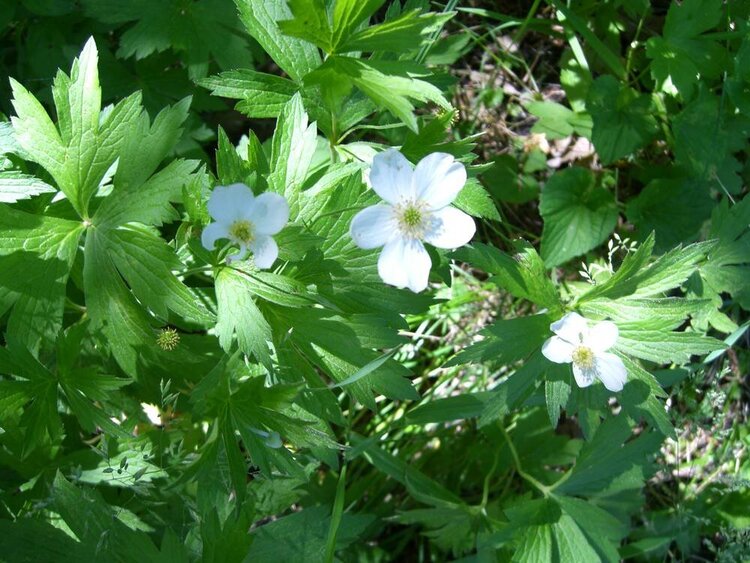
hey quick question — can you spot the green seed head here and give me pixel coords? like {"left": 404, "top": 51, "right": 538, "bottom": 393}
{"left": 157, "top": 328, "right": 180, "bottom": 351}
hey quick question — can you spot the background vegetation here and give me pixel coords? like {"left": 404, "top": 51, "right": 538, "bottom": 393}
{"left": 0, "top": 0, "right": 748, "bottom": 561}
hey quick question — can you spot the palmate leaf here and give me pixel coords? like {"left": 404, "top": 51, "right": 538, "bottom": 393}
{"left": 10, "top": 38, "right": 142, "bottom": 218}
{"left": 539, "top": 167, "right": 618, "bottom": 268}
{"left": 82, "top": 0, "right": 253, "bottom": 78}
{"left": 0, "top": 206, "right": 83, "bottom": 353}
{"left": 688, "top": 195, "right": 750, "bottom": 328}
{"left": 306, "top": 56, "right": 451, "bottom": 132}
{"left": 645, "top": 0, "right": 726, "bottom": 99}
{"left": 587, "top": 75, "right": 658, "bottom": 164}
{"left": 236, "top": 0, "right": 321, "bottom": 82}
{"left": 50, "top": 473, "right": 162, "bottom": 561}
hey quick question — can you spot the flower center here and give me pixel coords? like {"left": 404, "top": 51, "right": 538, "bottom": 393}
{"left": 395, "top": 202, "right": 429, "bottom": 239}
{"left": 572, "top": 346, "right": 595, "bottom": 369}
{"left": 228, "top": 220, "right": 255, "bottom": 244}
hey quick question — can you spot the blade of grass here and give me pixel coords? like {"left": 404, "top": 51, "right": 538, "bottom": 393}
{"left": 324, "top": 464, "right": 347, "bottom": 563}
{"left": 549, "top": 0, "right": 626, "bottom": 79}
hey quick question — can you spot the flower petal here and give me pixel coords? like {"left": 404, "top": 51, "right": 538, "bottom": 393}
{"left": 423, "top": 206, "right": 476, "bottom": 249}
{"left": 594, "top": 352, "right": 627, "bottom": 392}
{"left": 572, "top": 363, "right": 597, "bottom": 388}
{"left": 227, "top": 243, "right": 249, "bottom": 263}
{"left": 550, "top": 312, "right": 589, "bottom": 345}
{"left": 249, "top": 192, "right": 289, "bottom": 235}
{"left": 369, "top": 148, "right": 414, "bottom": 204}
{"left": 541, "top": 336, "right": 575, "bottom": 364}
{"left": 201, "top": 222, "right": 229, "bottom": 250}
{"left": 249, "top": 235, "right": 279, "bottom": 269}
{"left": 350, "top": 204, "right": 396, "bottom": 249}
{"left": 207, "top": 183, "right": 255, "bottom": 223}
{"left": 413, "top": 152, "right": 467, "bottom": 210}
{"left": 586, "top": 321, "right": 618, "bottom": 352}
{"left": 377, "top": 237, "right": 431, "bottom": 293}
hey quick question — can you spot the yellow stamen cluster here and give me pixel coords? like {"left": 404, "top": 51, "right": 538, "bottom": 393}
{"left": 229, "top": 220, "right": 255, "bottom": 244}
{"left": 396, "top": 203, "right": 427, "bottom": 239}
{"left": 572, "top": 346, "right": 595, "bottom": 369}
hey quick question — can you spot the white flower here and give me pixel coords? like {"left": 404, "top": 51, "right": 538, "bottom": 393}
{"left": 201, "top": 183, "right": 289, "bottom": 268}
{"left": 541, "top": 312, "right": 627, "bottom": 392}
{"left": 350, "top": 149, "right": 476, "bottom": 292}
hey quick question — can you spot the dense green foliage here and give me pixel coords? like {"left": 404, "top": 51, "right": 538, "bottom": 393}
{"left": 0, "top": 0, "right": 748, "bottom": 561}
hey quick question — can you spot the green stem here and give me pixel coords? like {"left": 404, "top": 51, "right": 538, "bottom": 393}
{"left": 500, "top": 424, "right": 551, "bottom": 497}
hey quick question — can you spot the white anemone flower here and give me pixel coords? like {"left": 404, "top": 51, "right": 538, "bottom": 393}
{"left": 541, "top": 312, "right": 627, "bottom": 392}
{"left": 350, "top": 149, "right": 476, "bottom": 292}
{"left": 201, "top": 183, "right": 289, "bottom": 268}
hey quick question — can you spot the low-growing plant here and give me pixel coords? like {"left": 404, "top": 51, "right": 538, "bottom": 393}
{"left": 0, "top": 0, "right": 748, "bottom": 561}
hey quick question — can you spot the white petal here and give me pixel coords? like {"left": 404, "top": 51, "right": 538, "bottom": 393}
{"left": 227, "top": 243, "right": 249, "bottom": 263}
{"left": 249, "top": 235, "right": 279, "bottom": 269}
{"left": 586, "top": 321, "right": 618, "bottom": 352}
{"left": 594, "top": 352, "right": 627, "bottom": 392}
{"left": 572, "top": 363, "right": 597, "bottom": 388}
{"left": 413, "top": 152, "right": 467, "bottom": 210}
{"left": 369, "top": 148, "right": 414, "bottom": 204}
{"left": 249, "top": 192, "right": 289, "bottom": 235}
{"left": 423, "top": 206, "right": 476, "bottom": 249}
{"left": 541, "top": 336, "right": 575, "bottom": 364}
{"left": 377, "top": 237, "right": 431, "bottom": 293}
{"left": 350, "top": 204, "right": 396, "bottom": 249}
{"left": 550, "top": 312, "right": 589, "bottom": 345}
{"left": 207, "top": 183, "right": 255, "bottom": 223}
{"left": 201, "top": 222, "right": 229, "bottom": 251}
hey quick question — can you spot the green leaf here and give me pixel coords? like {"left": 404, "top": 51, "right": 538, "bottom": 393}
{"left": 338, "top": 10, "right": 453, "bottom": 54}
{"left": 406, "top": 392, "right": 492, "bottom": 424}
{"left": 309, "top": 56, "right": 451, "bottom": 132}
{"left": 51, "top": 473, "right": 161, "bottom": 561}
{"left": 83, "top": 0, "right": 253, "bottom": 78}
{"left": 349, "top": 434, "right": 464, "bottom": 506}
{"left": 95, "top": 159, "right": 200, "bottom": 228}
{"left": 479, "top": 352, "right": 547, "bottom": 426}
{"left": 448, "top": 314, "right": 550, "bottom": 367}
{"left": 558, "top": 496, "right": 626, "bottom": 563}
{"left": 690, "top": 195, "right": 750, "bottom": 317}
{"left": 268, "top": 93, "right": 318, "bottom": 204}
{"left": 453, "top": 178, "right": 501, "bottom": 221}
{"left": 645, "top": 0, "right": 725, "bottom": 99}
{"left": 545, "top": 378, "right": 570, "bottom": 428}
{"left": 198, "top": 70, "right": 300, "bottom": 118}
{"left": 615, "top": 327, "right": 724, "bottom": 364}
{"left": 331, "top": 0, "right": 384, "bottom": 49}
{"left": 454, "top": 241, "right": 561, "bottom": 311}
{"left": 236, "top": 0, "right": 322, "bottom": 82}
{"left": 0, "top": 171, "right": 56, "bottom": 203}
{"left": 539, "top": 167, "right": 618, "bottom": 267}
{"left": 671, "top": 92, "right": 747, "bottom": 195}
{"left": 112, "top": 97, "right": 192, "bottom": 194}
{"left": 83, "top": 228, "right": 162, "bottom": 377}
{"left": 587, "top": 75, "right": 658, "bottom": 164}
{"left": 247, "top": 505, "right": 374, "bottom": 562}
{"left": 579, "top": 240, "right": 715, "bottom": 302}
{"left": 0, "top": 206, "right": 83, "bottom": 352}
{"left": 557, "top": 416, "right": 662, "bottom": 496}
{"left": 11, "top": 38, "right": 142, "bottom": 217}
{"left": 527, "top": 101, "right": 591, "bottom": 140}
{"left": 215, "top": 267, "right": 273, "bottom": 369}
{"left": 101, "top": 226, "right": 215, "bottom": 326}
{"left": 278, "top": 0, "right": 333, "bottom": 52}
{"left": 626, "top": 178, "right": 713, "bottom": 249}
